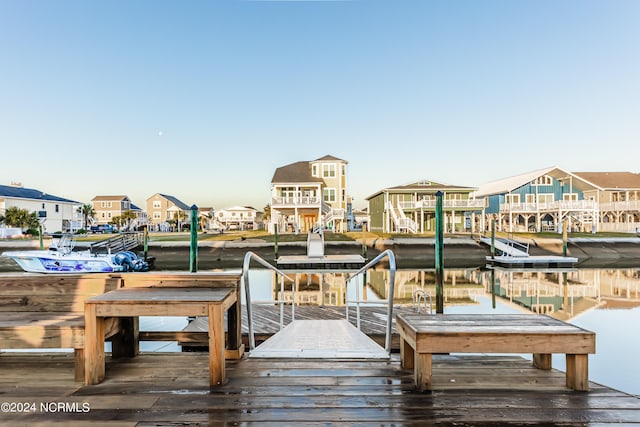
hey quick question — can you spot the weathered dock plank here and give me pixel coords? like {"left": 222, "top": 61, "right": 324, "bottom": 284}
{"left": 1, "top": 352, "right": 639, "bottom": 425}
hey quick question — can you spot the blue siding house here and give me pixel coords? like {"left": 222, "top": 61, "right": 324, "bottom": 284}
{"left": 474, "top": 167, "right": 600, "bottom": 233}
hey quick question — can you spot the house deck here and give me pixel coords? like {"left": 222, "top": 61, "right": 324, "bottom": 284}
{"left": 1, "top": 352, "right": 639, "bottom": 425}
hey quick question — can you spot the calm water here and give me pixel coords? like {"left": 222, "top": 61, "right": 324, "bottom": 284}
{"left": 241, "top": 267, "right": 640, "bottom": 396}
{"left": 2, "top": 258, "right": 638, "bottom": 396}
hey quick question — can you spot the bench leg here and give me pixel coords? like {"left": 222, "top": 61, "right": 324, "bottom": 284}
{"left": 566, "top": 354, "right": 589, "bottom": 391}
{"left": 399, "top": 336, "right": 414, "bottom": 370}
{"left": 208, "top": 303, "right": 225, "bottom": 387}
{"left": 74, "top": 349, "right": 84, "bottom": 382}
{"left": 84, "top": 304, "right": 106, "bottom": 385}
{"left": 532, "top": 353, "right": 552, "bottom": 370}
{"left": 111, "top": 317, "right": 139, "bottom": 358}
{"left": 415, "top": 352, "right": 432, "bottom": 391}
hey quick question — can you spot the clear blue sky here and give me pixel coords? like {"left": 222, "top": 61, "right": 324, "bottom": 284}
{"left": 1, "top": 0, "right": 639, "bottom": 210}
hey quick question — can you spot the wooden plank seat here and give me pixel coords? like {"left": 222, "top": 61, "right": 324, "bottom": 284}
{"left": 396, "top": 313, "right": 596, "bottom": 391}
{"left": 111, "top": 272, "right": 244, "bottom": 359}
{"left": 81, "top": 272, "right": 243, "bottom": 387}
{"left": 0, "top": 273, "right": 129, "bottom": 381}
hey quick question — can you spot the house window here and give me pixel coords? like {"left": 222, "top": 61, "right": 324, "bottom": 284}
{"left": 281, "top": 187, "right": 296, "bottom": 200}
{"left": 107, "top": 201, "right": 112, "bottom": 208}
{"left": 55, "top": 204, "right": 59, "bottom": 213}
{"left": 563, "top": 193, "right": 578, "bottom": 201}
{"left": 153, "top": 201, "right": 161, "bottom": 209}
{"left": 341, "top": 165, "right": 345, "bottom": 176}
{"left": 153, "top": 212, "right": 161, "bottom": 219}
{"left": 323, "top": 188, "right": 336, "bottom": 203}
{"left": 311, "top": 164, "right": 318, "bottom": 177}
{"left": 534, "top": 175, "right": 553, "bottom": 186}
{"left": 101, "top": 201, "right": 107, "bottom": 208}
{"left": 505, "top": 194, "right": 520, "bottom": 204}
{"left": 537, "top": 193, "right": 554, "bottom": 203}
{"left": 526, "top": 194, "right": 536, "bottom": 203}
{"left": 42, "top": 203, "right": 45, "bottom": 209}
{"left": 323, "top": 164, "right": 336, "bottom": 178}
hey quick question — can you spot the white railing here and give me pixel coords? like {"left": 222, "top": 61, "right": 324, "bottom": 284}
{"left": 242, "top": 252, "right": 295, "bottom": 351}
{"left": 387, "top": 202, "right": 417, "bottom": 233}
{"left": 500, "top": 200, "right": 598, "bottom": 212}
{"left": 271, "top": 196, "right": 322, "bottom": 206}
{"left": 345, "top": 249, "right": 397, "bottom": 354}
{"left": 600, "top": 201, "right": 640, "bottom": 212}
{"left": 398, "top": 199, "right": 485, "bottom": 209}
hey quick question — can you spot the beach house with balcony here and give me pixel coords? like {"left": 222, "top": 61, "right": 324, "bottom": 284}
{"left": 146, "top": 193, "right": 191, "bottom": 231}
{"left": 269, "top": 155, "right": 348, "bottom": 233}
{"left": 0, "top": 183, "right": 81, "bottom": 234}
{"left": 215, "top": 206, "right": 260, "bottom": 231}
{"left": 91, "top": 195, "right": 145, "bottom": 230}
{"left": 573, "top": 172, "right": 640, "bottom": 233}
{"left": 474, "top": 166, "right": 600, "bottom": 233}
{"left": 366, "top": 180, "right": 484, "bottom": 234}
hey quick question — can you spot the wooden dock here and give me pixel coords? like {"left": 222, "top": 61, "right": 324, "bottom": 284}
{"left": 1, "top": 351, "right": 639, "bottom": 425}
{"left": 178, "top": 305, "right": 421, "bottom": 350}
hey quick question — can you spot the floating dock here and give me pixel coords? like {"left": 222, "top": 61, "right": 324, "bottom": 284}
{"left": 486, "top": 255, "right": 578, "bottom": 268}
{"left": 276, "top": 253, "right": 366, "bottom": 271}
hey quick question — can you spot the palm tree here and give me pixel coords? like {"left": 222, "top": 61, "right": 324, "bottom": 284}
{"left": 117, "top": 210, "right": 135, "bottom": 231}
{"left": 3, "top": 207, "right": 39, "bottom": 231}
{"left": 79, "top": 204, "right": 95, "bottom": 230}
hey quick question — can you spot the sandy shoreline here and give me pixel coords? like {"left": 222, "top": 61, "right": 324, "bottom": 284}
{"left": 3, "top": 236, "right": 639, "bottom": 271}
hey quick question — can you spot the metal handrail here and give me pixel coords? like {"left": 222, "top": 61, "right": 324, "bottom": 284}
{"left": 242, "top": 251, "right": 294, "bottom": 350}
{"left": 344, "top": 249, "right": 396, "bottom": 354}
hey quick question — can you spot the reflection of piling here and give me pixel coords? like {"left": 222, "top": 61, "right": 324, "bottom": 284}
{"left": 274, "top": 224, "right": 279, "bottom": 259}
{"left": 563, "top": 221, "right": 568, "bottom": 257}
{"left": 435, "top": 191, "right": 444, "bottom": 314}
{"left": 491, "top": 268, "right": 496, "bottom": 309}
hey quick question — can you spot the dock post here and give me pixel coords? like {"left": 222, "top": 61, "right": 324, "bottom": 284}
{"left": 490, "top": 220, "right": 496, "bottom": 259}
{"left": 190, "top": 205, "right": 198, "bottom": 273}
{"left": 143, "top": 226, "right": 149, "bottom": 260}
{"left": 435, "top": 191, "right": 444, "bottom": 314}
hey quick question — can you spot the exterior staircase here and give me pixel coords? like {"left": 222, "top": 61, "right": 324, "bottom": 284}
{"left": 387, "top": 202, "right": 418, "bottom": 233}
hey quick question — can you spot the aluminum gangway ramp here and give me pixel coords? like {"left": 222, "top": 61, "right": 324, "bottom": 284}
{"left": 248, "top": 319, "right": 389, "bottom": 359}
{"left": 479, "top": 237, "right": 529, "bottom": 257}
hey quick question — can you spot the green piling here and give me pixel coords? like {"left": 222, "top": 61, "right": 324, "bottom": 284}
{"left": 143, "top": 226, "right": 149, "bottom": 260}
{"left": 490, "top": 220, "right": 496, "bottom": 259}
{"left": 435, "top": 190, "right": 444, "bottom": 314}
{"left": 189, "top": 205, "right": 198, "bottom": 273}
{"left": 39, "top": 224, "right": 44, "bottom": 250}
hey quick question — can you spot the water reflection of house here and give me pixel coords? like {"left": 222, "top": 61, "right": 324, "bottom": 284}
{"left": 367, "top": 269, "right": 485, "bottom": 305}
{"left": 269, "top": 272, "right": 349, "bottom": 306}
{"left": 485, "top": 268, "right": 640, "bottom": 321}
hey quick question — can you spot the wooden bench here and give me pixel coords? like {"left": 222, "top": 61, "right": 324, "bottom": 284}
{"left": 396, "top": 313, "right": 596, "bottom": 391}
{"left": 0, "top": 273, "right": 130, "bottom": 381}
{"left": 110, "top": 272, "right": 244, "bottom": 359}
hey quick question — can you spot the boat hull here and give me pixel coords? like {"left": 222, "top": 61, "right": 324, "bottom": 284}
{"left": 1, "top": 250, "right": 126, "bottom": 274}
